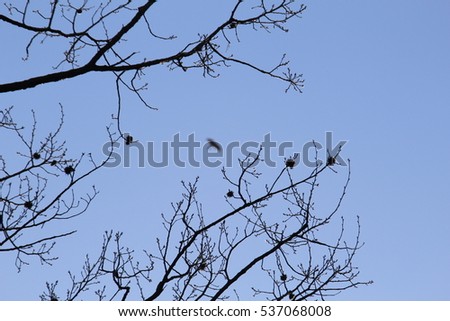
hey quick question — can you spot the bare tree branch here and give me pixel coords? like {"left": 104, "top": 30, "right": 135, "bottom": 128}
{"left": 0, "top": 106, "right": 117, "bottom": 271}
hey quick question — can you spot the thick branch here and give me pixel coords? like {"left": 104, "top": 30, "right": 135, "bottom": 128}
{"left": 211, "top": 223, "right": 308, "bottom": 300}
{"left": 145, "top": 166, "right": 326, "bottom": 301}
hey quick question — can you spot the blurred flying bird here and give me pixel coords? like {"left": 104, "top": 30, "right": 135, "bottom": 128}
{"left": 206, "top": 138, "right": 222, "bottom": 152}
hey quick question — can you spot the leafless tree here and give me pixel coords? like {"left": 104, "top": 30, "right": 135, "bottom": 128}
{"left": 40, "top": 150, "right": 372, "bottom": 301}
{"left": 0, "top": 0, "right": 305, "bottom": 139}
{"left": 0, "top": 106, "right": 114, "bottom": 271}
{"left": 0, "top": 0, "right": 372, "bottom": 300}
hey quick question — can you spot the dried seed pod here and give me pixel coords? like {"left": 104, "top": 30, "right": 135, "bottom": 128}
{"left": 327, "top": 156, "right": 336, "bottom": 166}
{"left": 64, "top": 165, "right": 74, "bottom": 175}
{"left": 285, "top": 158, "right": 295, "bottom": 169}
{"left": 125, "top": 135, "right": 133, "bottom": 145}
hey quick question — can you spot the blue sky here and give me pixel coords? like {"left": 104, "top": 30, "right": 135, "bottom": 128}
{"left": 1, "top": 0, "right": 450, "bottom": 300}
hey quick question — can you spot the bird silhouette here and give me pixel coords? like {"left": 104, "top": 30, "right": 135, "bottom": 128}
{"left": 206, "top": 138, "right": 222, "bottom": 152}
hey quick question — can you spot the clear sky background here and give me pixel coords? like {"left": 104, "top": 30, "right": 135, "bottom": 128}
{"left": 1, "top": 0, "right": 450, "bottom": 300}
